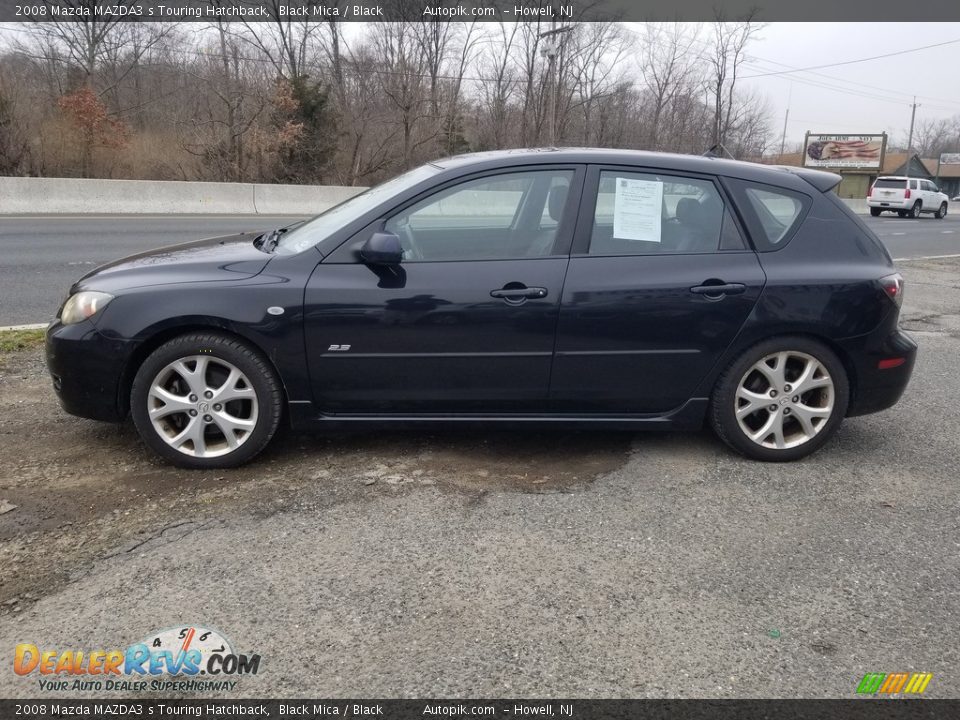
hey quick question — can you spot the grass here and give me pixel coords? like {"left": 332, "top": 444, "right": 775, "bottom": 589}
{"left": 0, "top": 328, "right": 46, "bottom": 353}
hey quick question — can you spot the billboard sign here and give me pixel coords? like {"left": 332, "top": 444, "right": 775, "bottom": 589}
{"left": 940, "top": 153, "right": 960, "bottom": 165}
{"left": 803, "top": 134, "right": 885, "bottom": 169}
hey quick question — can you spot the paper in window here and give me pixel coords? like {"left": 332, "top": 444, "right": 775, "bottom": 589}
{"left": 613, "top": 178, "right": 663, "bottom": 242}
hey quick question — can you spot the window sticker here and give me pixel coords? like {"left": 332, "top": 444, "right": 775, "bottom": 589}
{"left": 613, "top": 178, "right": 663, "bottom": 242}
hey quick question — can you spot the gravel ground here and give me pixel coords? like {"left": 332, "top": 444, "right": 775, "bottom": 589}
{"left": 1, "top": 258, "right": 959, "bottom": 699}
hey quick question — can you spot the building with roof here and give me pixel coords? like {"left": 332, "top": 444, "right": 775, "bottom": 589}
{"left": 763, "top": 151, "right": 958, "bottom": 199}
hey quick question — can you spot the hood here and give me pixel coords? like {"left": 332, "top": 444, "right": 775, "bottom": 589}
{"left": 74, "top": 233, "right": 273, "bottom": 293}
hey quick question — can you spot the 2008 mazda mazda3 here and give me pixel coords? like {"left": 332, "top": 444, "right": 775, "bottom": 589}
{"left": 46, "top": 149, "right": 917, "bottom": 468}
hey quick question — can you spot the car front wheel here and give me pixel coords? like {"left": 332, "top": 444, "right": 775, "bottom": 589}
{"left": 710, "top": 337, "right": 849, "bottom": 461}
{"left": 130, "top": 333, "right": 283, "bottom": 468}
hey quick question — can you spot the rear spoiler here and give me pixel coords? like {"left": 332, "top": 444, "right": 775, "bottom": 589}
{"left": 774, "top": 166, "right": 842, "bottom": 193}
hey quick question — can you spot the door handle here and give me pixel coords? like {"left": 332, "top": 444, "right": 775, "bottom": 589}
{"left": 490, "top": 286, "right": 548, "bottom": 301}
{"left": 690, "top": 282, "right": 746, "bottom": 297}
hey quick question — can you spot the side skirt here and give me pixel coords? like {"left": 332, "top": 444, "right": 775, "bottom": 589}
{"left": 286, "top": 398, "right": 709, "bottom": 432}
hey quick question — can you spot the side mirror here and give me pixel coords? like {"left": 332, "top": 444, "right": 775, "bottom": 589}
{"left": 360, "top": 232, "right": 403, "bottom": 265}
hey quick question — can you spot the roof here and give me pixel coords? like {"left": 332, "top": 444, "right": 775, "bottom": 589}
{"left": 431, "top": 147, "right": 841, "bottom": 192}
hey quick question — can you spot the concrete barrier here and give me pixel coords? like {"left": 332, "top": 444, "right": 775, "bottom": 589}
{"left": 1, "top": 176, "right": 872, "bottom": 217}
{"left": 840, "top": 198, "right": 869, "bottom": 215}
{"left": 0, "top": 177, "right": 365, "bottom": 215}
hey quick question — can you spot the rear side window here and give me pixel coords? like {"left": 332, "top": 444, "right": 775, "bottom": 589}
{"left": 588, "top": 171, "right": 727, "bottom": 255}
{"left": 727, "top": 180, "right": 811, "bottom": 251}
{"left": 873, "top": 178, "right": 906, "bottom": 189}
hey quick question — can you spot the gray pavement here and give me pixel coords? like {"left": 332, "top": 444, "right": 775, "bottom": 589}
{"left": 0, "top": 212, "right": 958, "bottom": 325}
{"left": 0, "top": 257, "right": 958, "bottom": 698}
{"left": 0, "top": 215, "right": 305, "bottom": 325}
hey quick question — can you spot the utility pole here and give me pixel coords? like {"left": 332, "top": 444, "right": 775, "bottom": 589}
{"left": 778, "top": 83, "right": 793, "bottom": 159}
{"left": 539, "top": 22, "right": 573, "bottom": 147}
{"left": 905, "top": 97, "right": 918, "bottom": 178}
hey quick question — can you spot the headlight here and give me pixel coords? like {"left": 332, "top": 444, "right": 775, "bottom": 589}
{"left": 60, "top": 291, "right": 114, "bottom": 325}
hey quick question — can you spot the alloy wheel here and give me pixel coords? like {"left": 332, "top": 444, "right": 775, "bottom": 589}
{"left": 734, "top": 351, "right": 835, "bottom": 450}
{"left": 147, "top": 355, "right": 259, "bottom": 458}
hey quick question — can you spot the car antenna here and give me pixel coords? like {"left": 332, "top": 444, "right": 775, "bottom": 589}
{"left": 703, "top": 143, "right": 735, "bottom": 159}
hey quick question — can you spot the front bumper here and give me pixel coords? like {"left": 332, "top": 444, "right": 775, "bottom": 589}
{"left": 844, "top": 329, "right": 918, "bottom": 417}
{"left": 45, "top": 320, "right": 133, "bottom": 422}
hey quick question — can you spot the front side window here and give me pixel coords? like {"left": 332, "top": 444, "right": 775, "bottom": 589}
{"left": 588, "top": 171, "right": 725, "bottom": 255}
{"left": 384, "top": 170, "right": 573, "bottom": 262}
{"left": 278, "top": 163, "right": 440, "bottom": 254}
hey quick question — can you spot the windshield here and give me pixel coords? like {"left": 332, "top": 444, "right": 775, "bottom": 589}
{"left": 276, "top": 164, "right": 441, "bottom": 253}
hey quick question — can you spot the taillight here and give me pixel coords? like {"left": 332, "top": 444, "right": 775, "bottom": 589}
{"left": 880, "top": 273, "right": 904, "bottom": 307}
{"left": 904, "top": 188, "right": 911, "bottom": 199}
{"left": 867, "top": 184, "right": 873, "bottom": 198}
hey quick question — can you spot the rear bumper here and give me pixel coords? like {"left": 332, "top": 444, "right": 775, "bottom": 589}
{"left": 45, "top": 320, "right": 133, "bottom": 422}
{"left": 843, "top": 329, "right": 917, "bottom": 417}
{"left": 867, "top": 198, "right": 911, "bottom": 210}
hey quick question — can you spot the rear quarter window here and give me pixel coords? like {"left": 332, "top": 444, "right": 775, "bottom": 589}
{"left": 726, "top": 179, "right": 811, "bottom": 252}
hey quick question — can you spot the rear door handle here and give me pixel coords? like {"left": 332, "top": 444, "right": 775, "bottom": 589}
{"left": 690, "top": 283, "right": 746, "bottom": 296}
{"left": 490, "top": 287, "right": 548, "bottom": 301}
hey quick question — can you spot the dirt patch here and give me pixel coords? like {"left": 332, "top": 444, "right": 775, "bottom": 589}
{"left": 0, "top": 348, "right": 633, "bottom": 614}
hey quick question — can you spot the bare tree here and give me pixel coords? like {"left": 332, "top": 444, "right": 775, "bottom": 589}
{"left": 708, "top": 13, "right": 763, "bottom": 148}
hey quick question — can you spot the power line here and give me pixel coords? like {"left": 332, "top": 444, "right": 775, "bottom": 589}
{"left": 746, "top": 53, "right": 960, "bottom": 109}
{"left": 740, "top": 37, "right": 960, "bottom": 79}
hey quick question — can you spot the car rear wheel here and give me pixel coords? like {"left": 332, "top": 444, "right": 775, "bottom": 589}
{"left": 869, "top": 207, "right": 882, "bottom": 217}
{"left": 910, "top": 201, "right": 922, "bottom": 218}
{"left": 130, "top": 333, "right": 283, "bottom": 468}
{"left": 935, "top": 202, "right": 947, "bottom": 219}
{"left": 709, "top": 337, "right": 849, "bottom": 461}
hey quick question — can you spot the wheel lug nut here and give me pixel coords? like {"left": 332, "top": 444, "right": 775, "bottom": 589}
{"left": 792, "top": 396, "right": 799, "bottom": 403}
{"left": 769, "top": 390, "right": 778, "bottom": 398}
{"left": 189, "top": 394, "right": 197, "bottom": 402}
{"left": 784, "top": 408, "right": 791, "bottom": 415}
{"left": 189, "top": 410, "right": 197, "bottom": 416}
{"left": 768, "top": 405, "right": 777, "bottom": 412}
{"left": 204, "top": 390, "right": 213, "bottom": 399}
{"left": 784, "top": 384, "right": 792, "bottom": 392}
{"left": 213, "top": 404, "right": 222, "bottom": 411}
{"left": 203, "top": 414, "right": 212, "bottom": 422}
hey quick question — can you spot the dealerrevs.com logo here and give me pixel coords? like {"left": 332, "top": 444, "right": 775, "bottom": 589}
{"left": 14, "top": 626, "right": 261, "bottom": 693}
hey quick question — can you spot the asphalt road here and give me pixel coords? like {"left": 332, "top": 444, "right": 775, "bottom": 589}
{"left": 1, "top": 256, "right": 958, "bottom": 698}
{"left": 0, "top": 215, "right": 306, "bottom": 326}
{"left": 0, "top": 212, "right": 957, "bottom": 326}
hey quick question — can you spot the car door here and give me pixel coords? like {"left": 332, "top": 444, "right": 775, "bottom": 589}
{"left": 550, "top": 166, "right": 766, "bottom": 414}
{"left": 303, "top": 166, "right": 584, "bottom": 414}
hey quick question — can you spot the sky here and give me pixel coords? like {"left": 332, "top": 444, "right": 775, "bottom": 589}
{"left": 737, "top": 23, "right": 960, "bottom": 150}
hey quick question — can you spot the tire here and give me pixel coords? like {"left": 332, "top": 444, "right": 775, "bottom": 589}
{"left": 910, "top": 200, "right": 922, "bottom": 218}
{"left": 869, "top": 207, "right": 882, "bottom": 217}
{"left": 709, "top": 337, "right": 849, "bottom": 462}
{"left": 897, "top": 210, "right": 907, "bottom": 218}
{"left": 935, "top": 202, "right": 947, "bottom": 219}
{"left": 130, "top": 332, "right": 283, "bottom": 469}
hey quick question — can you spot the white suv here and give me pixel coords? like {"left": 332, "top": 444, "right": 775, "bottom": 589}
{"left": 868, "top": 176, "right": 949, "bottom": 218}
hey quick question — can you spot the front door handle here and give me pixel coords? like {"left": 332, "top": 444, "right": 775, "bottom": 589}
{"left": 690, "top": 282, "right": 746, "bottom": 297}
{"left": 490, "top": 286, "right": 548, "bottom": 302}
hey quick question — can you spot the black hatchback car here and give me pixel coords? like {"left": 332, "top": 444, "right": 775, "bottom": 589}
{"left": 46, "top": 149, "right": 917, "bottom": 468}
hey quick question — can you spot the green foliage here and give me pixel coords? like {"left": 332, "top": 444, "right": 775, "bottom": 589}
{"left": 270, "top": 75, "right": 337, "bottom": 184}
